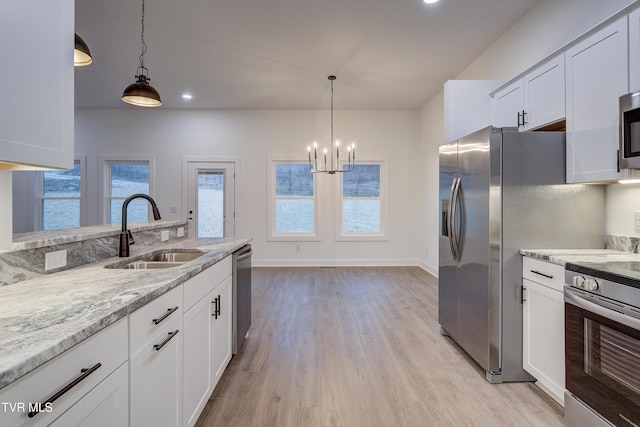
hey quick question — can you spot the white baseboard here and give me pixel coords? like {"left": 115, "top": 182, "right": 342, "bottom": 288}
{"left": 253, "top": 258, "right": 419, "bottom": 267}
{"left": 418, "top": 260, "right": 438, "bottom": 277}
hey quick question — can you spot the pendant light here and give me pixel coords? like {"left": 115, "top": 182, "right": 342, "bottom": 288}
{"left": 307, "top": 76, "right": 356, "bottom": 175}
{"left": 122, "top": 0, "right": 162, "bottom": 107}
{"left": 74, "top": 34, "right": 93, "bottom": 67}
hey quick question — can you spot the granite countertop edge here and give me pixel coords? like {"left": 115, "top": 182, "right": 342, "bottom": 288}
{"left": 520, "top": 248, "right": 640, "bottom": 266}
{"left": 0, "top": 236, "right": 251, "bottom": 390}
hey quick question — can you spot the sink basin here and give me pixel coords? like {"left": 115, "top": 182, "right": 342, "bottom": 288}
{"left": 116, "top": 261, "right": 187, "bottom": 270}
{"left": 139, "top": 251, "right": 205, "bottom": 263}
{"left": 106, "top": 250, "right": 207, "bottom": 269}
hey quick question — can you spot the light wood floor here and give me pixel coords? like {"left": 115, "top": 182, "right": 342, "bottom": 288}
{"left": 195, "top": 267, "right": 564, "bottom": 427}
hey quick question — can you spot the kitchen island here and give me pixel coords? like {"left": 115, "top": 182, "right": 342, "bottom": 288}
{"left": 0, "top": 236, "right": 250, "bottom": 390}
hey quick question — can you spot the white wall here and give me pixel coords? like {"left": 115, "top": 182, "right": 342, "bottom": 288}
{"left": 72, "top": 108, "right": 420, "bottom": 266}
{"left": 418, "top": 0, "right": 638, "bottom": 273}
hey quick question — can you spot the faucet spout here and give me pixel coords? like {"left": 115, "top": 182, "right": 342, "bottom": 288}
{"left": 119, "top": 194, "right": 162, "bottom": 257}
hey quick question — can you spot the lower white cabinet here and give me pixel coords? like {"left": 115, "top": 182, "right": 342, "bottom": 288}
{"left": 183, "top": 290, "right": 214, "bottom": 427}
{"left": 211, "top": 275, "right": 233, "bottom": 390}
{"left": 183, "top": 258, "right": 233, "bottom": 427}
{"left": 0, "top": 317, "right": 128, "bottom": 427}
{"left": 50, "top": 362, "right": 128, "bottom": 427}
{"left": 522, "top": 257, "right": 565, "bottom": 405}
{"left": 129, "top": 285, "right": 184, "bottom": 427}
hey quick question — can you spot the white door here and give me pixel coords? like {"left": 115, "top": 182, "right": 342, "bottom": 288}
{"left": 186, "top": 162, "right": 235, "bottom": 238}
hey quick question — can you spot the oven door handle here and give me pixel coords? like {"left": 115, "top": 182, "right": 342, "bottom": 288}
{"left": 565, "top": 290, "right": 640, "bottom": 332}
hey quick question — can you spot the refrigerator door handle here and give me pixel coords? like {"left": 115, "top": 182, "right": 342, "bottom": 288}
{"left": 447, "top": 178, "right": 458, "bottom": 261}
{"left": 450, "top": 177, "right": 461, "bottom": 262}
{"left": 456, "top": 179, "right": 464, "bottom": 260}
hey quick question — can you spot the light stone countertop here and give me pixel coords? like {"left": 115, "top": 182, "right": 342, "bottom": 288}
{"left": 520, "top": 248, "right": 640, "bottom": 266}
{"left": 0, "top": 236, "right": 251, "bottom": 390}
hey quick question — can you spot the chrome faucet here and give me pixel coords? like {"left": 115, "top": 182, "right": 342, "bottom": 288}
{"left": 119, "top": 194, "right": 162, "bottom": 257}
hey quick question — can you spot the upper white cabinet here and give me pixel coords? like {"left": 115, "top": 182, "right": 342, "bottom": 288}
{"left": 523, "top": 55, "right": 566, "bottom": 130}
{"left": 565, "top": 17, "right": 628, "bottom": 183}
{"left": 492, "top": 54, "right": 565, "bottom": 131}
{"left": 493, "top": 79, "right": 523, "bottom": 129}
{"left": 630, "top": 8, "right": 640, "bottom": 91}
{"left": 0, "top": 0, "right": 74, "bottom": 170}
{"left": 444, "top": 80, "right": 503, "bottom": 142}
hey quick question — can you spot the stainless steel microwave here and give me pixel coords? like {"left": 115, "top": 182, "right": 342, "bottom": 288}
{"left": 620, "top": 91, "right": 640, "bottom": 169}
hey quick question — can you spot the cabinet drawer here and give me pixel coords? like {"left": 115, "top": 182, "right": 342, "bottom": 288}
{"left": 0, "top": 317, "right": 128, "bottom": 427}
{"left": 184, "top": 256, "right": 232, "bottom": 310}
{"left": 129, "top": 285, "right": 183, "bottom": 354}
{"left": 522, "top": 256, "right": 564, "bottom": 292}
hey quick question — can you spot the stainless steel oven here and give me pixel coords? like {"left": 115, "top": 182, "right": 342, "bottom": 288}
{"left": 565, "top": 263, "right": 640, "bottom": 427}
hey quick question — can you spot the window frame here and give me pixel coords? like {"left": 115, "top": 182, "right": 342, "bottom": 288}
{"left": 37, "top": 156, "right": 86, "bottom": 231}
{"left": 335, "top": 159, "right": 389, "bottom": 242}
{"left": 99, "top": 155, "right": 155, "bottom": 225}
{"left": 266, "top": 156, "right": 320, "bottom": 242}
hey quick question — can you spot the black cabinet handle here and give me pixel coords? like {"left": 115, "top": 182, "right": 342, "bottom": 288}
{"left": 517, "top": 111, "right": 523, "bottom": 127}
{"left": 27, "top": 363, "right": 102, "bottom": 418}
{"left": 153, "top": 306, "right": 179, "bottom": 325}
{"left": 531, "top": 270, "right": 553, "bottom": 279}
{"left": 217, "top": 295, "right": 221, "bottom": 317}
{"left": 154, "top": 330, "right": 179, "bottom": 351}
{"left": 212, "top": 296, "right": 221, "bottom": 319}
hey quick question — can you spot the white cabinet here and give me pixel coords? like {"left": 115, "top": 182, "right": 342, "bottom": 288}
{"left": 493, "top": 79, "right": 524, "bottom": 129}
{"left": 211, "top": 275, "right": 233, "bottom": 389}
{"left": 565, "top": 17, "right": 629, "bottom": 183}
{"left": 183, "top": 257, "right": 232, "bottom": 427}
{"left": 50, "top": 362, "right": 128, "bottom": 427}
{"left": 183, "top": 290, "right": 214, "bottom": 427}
{"left": 0, "top": 318, "right": 128, "bottom": 427}
{"left": 629, "top": 8, "right": 640, "bottom": 91}
{"left": 492, "top": 54, "right": 565, "bottom": 131}
{"left": 522, "top": 257, "right": 565, "bottom": 406}
{"left": 0, "top": 0, "right": 74, "bottom": 170}
{"left": 444, "top": 80, "right": 503, "bottom": 142}
{"left": 129, "top": 285, "right": 183, "bottom": 427}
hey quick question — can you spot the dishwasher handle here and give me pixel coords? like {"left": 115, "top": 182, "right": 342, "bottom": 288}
{"left": 235, "top": 246, "right": 252, "bottom": 261}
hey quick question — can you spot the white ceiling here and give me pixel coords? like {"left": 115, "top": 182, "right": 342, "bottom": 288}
{"left": 75, "top": 0, "right": 540, "bottom": 110}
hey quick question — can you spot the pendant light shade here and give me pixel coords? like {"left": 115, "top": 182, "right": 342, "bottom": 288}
{"left": 122, "top": 73, "right": 162, "bottom": 107}
{"left": 122, "top": 0, "right": 162, "bottom": 107}
{"left": 74, "top": 33, "right": 93, "bottom": 67}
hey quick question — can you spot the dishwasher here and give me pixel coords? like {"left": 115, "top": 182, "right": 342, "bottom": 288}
{"left": 232, "top": 244, "right": 252, "bottom": 354}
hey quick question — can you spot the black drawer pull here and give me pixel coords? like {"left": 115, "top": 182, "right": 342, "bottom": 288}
{"left": 531, "top": 270, "right": 553, "bottom": 280}
{"left": 212, "top": 297, "right": 218, "bottom": 319}
{"left": 154, "top": 330, "right": 179, "bottom": 351}
{"left": 153, "top": 306, "right": 179, "bottom": 325}
{"left": 27, "top": 362, "right": 102, "bottom": 418}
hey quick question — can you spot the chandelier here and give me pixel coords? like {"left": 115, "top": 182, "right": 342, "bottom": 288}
{"left": 307, "top": 76, "right": 356, "bottom": 174}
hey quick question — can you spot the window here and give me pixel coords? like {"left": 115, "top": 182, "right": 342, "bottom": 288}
{"left": 39, "top": 159, "right": 85, "bottom": 230}
{"left": 337, "top": 161, "right": 388, "bottom": 241}
{"left": 267, "top": 158, "right": 318, "bottom": 241}
{"left": 102, "top": 159, "right": 153, "bottom": 225}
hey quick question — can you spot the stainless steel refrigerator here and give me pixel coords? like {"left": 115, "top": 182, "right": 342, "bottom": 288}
{"left": 439, "top": 126, "right": 604, "bottom": 383}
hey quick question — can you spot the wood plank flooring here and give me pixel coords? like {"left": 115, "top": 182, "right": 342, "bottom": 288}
{"left": 195, "top": 267, "right": 564, "bottom": 426}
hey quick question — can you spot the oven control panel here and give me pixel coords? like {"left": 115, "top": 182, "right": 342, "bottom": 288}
{"left": 571, "top": 275, "right": 599, "bottom": 292}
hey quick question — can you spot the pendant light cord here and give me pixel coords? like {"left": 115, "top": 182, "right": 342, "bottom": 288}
{"left": 139, "top": 0, "right": 147, "bottom": 69}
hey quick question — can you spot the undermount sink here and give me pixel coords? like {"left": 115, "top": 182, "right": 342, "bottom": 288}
{"left": 139, "top": 251, "right": 205, "bottom": 263}
{"left": 116, "top": 261, "right": 187, "bottom": 270}
{"left": 106, "top": 250, "right": 207, "bottom": 270}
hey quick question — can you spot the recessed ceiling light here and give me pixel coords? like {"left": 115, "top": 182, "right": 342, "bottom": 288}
{"left": 182, "top": 94, "right": 193, "bottom": 100}
{"left": 423, "top": 0, "right": 439, "bottom": 4}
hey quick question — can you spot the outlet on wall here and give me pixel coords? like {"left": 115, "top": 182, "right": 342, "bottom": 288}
{"left": 635, "top": 212, "right": 640, "bottom": 233}
{"left": 45, "top": 249, "right": 67, "bottom": 271}
{"left": 177, "top": 227, "right": 184, "bottom": 237}
{"left": 161, "top": 230, "right": 170, "bottom": 242}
